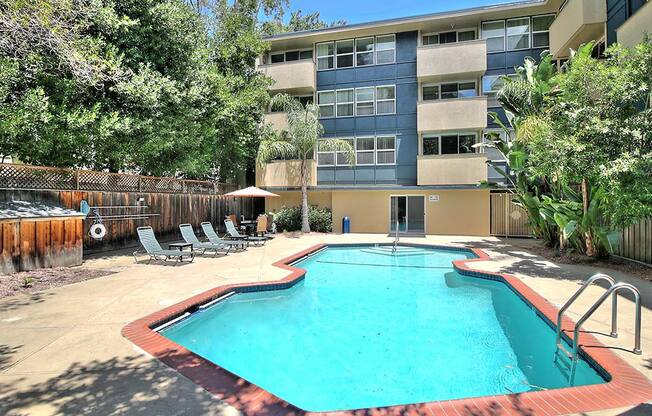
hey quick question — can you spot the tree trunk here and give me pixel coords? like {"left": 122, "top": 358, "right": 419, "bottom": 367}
{"left": 300, "top": 158, "right": 310, "bottom": 233}
{"left": 582, "top": 177, "right": 596, "bottom": 257}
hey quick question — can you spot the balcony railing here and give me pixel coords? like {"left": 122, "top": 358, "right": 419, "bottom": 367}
{"left": 417, "top": 154, "right": 488, "bottom": 186}
{"left": 257, "top": 60, "right": 316, "bottom": 94}
{"left": 549, "top": 0, "right": 606, "bottom": 58}
{"left": 255, "top": 160, "right": 317, "bottom": 188}
{"left": 264, "top": 112, "right": 289, "bottom": 131}
{"left": 417, "top": 96, "right": 487, "bottom": 132}
{"left": 417, "top": 40, "right": 487, "bottom": 81}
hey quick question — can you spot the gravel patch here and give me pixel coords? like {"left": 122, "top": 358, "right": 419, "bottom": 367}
{"left": 0, "top": 267, "right": 116, "bottom": 299}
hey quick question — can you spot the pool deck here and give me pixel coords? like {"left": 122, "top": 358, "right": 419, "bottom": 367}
{"left": 1, "top": 233, "right": 651, "bottom": 415}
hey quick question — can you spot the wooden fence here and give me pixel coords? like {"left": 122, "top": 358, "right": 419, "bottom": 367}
{"left": 0, "top": 164, "right": 248, "bottom": 255}
{"left": 490, "top": 191, "right": 652, "bottom": 266}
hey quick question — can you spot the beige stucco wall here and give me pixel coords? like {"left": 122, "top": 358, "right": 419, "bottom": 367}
{"left": 549, "top": 0, "right": 606, "bottom": 58}
{"left": 265, "top": 191, "right": 333, "bottom": 213}
{"left": 256, "top": 160, "right": 317, "bottom": 188}
{"left": 330, "top": 189, "right": 490, "bottom": 236}
{"left": 417, "top": 97, "right": 487, "bottom": 132}
{"left": 417, "top": 40, "right": 487, "bottom": 82}
{"left": 264, "top": 112, "right": 289, "bottom": 131}
{"left": 616, "top": 1, "right": 652, "bottom": 48}
{"left": 257, "top": 60, "right": 316, "bottom": 94}
{"left": 417, "top": 154, "right": 488, "bottom": 185}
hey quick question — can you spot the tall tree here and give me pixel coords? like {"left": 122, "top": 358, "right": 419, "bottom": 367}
{"left": 261, "top": 10, "right": 346, "bottom": 35}
{"left": 257, "top": 95, "right": 353, "bottom": 232}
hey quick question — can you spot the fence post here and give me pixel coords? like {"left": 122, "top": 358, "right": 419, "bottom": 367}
{"left": 182, "top": 180, "right": 186, "bottom": 194}
{"left": 75, "top": 169, "right": 80, "bottom": 190}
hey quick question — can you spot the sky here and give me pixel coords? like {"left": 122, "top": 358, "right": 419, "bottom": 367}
{"left": 281, "top": 0, "right": 525, "bottom": 25}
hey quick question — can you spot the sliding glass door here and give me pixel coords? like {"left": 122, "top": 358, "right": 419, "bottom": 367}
{"left": 390, "top": 196, "right": 425, "bottom": 233}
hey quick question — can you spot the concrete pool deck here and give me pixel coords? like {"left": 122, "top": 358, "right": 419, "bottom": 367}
{"left": 0, "top": 233, "right": 650, "bottom": 415}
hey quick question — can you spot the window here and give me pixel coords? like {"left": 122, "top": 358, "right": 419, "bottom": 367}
{"left": 376, "top": 85, "right": 396, "bottom": 114}
{"left": 299, "top": 50, "right": 313, "bottom": 60}
{"left": 482, "top": 75, "right": 504, "bottom": 95}
{"left": 285, "top": 50, "right": 299, "bottom": 61}
{"left": 441, "top": 83, "right": 458, "bottom": 99}
{"left": 506, "top": 17, "right": 530, "bottom": 50}
{"left": 356, "top": 137, "right": 375, "bottom": 165}
{"left": 458, "top": 30, "right": 476, "bottom": 42}
{"left": 422, "top": 135, "right": 439, "bottom": 155}
{"left": 317, "top": 140, "right": 335, "bottom": 166}
{"left": 422, "top": 133, "right": 477, "bottom": 155}
{"left": 376, "top": 136, "right": 396, "bottom": 165}
{"left": 422, "top": 34, "right": 439, "bottom": 46}
{"left": 458, "top": 82, "right": 476, "bottom": 98}
{"left": 422, "top": 84, "right": 439, "bottom": 101}
{"left": 375, "top": 35, "right": 396, "bottom": 64}
{"left": 297, "top": 95, "right": 313, "bottom": 107}
{"left": 439, "top": 31, "right": 457, "bottom": 44}
{"left": 317, "top": 42, "right": 334, "bottom": 70}
{"left": 336, "top": 138, "right": 354, "bottom": 166}
{"left": 437, "top": 81, "right": 476, "bottom": 99}
{"left": 355, "top": 87, "right": 375, "bottom": 116}
{"left": 318, "top": 91, "right": 335, "bottom": 117}
{"left": 270, "top": 52, "right": 285, "bottom": 63}
{"left": 482, "top": 21, "right": 505, "bottom": 52}
{"left": 336, "top": 89, "right": 354, "bottom": 117}
{"left": 356, "top": 37, "right": 374, "bottom": 66}
{"left": 532, "top": 14, "right": 554, "bottom": 48}
{"left": 336, "top": 39, "right": 354, "bottom": 68}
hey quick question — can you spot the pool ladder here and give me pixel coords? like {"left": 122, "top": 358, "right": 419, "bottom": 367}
{"left": 554, "top": 273, "right": 642, "bottom": 383}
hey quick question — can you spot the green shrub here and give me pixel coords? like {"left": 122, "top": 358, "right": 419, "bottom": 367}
{"left": 273, "top": 206, "right": 332, "bottom": 232}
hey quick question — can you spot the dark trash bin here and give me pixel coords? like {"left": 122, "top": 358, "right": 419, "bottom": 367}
{"left": 342, "top": 216, "right": 350, "bottom": 234}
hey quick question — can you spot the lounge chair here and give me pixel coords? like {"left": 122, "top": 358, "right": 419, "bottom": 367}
{"left": 225, "top": 218, "right": 267, "bottom": 246}
{"left": 201, "top": 222, "right": 247, "bottom": 250}
{"left": 134, "top": 226, "right": 194, "bottom": 264}
{"left": 179, "top": 223, "right": 238, "bottom": 256}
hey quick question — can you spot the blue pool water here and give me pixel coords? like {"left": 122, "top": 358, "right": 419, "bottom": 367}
{"left": 162, "top": 246, "right": 606, "bottom": 411}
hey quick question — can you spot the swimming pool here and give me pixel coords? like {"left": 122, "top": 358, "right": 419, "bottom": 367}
{"left": 160, "top": 245, "right": 606, "bottom": 412}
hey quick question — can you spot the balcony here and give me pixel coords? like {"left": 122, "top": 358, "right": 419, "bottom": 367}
{"left": 417, "top": 154, "right": 488, "bottom": 186}
{"left": 549, "top": 0, "right": 606, "bottom": 58}
{"left": 255, "top": 160, "right": 317, "bottom": 188}
{"left": 264, "top": 112, "right": 289, "bottom": 132}
{"left": 257, "top": 60, "right": 316, "bottom": 94}
{"left": 417, "top": 97, "right": 487, "bottom": 132}
{"left": 417, "top": 40, "right": 487, "bottom": 82}
{"left": 616, "top": 1, "right": 652, "bottom": 48}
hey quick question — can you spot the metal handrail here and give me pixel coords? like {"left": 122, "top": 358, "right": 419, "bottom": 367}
{"left": 572, "top": 282, "right": 642, "bottom": 357}
{"left": 393, "top": 220, "right": 399, "bottom": 252}
{"left": 555, "top": 273, "right": 617, "bottom": 347}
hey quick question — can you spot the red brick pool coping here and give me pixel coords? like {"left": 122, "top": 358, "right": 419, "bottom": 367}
{"left": 122, "top": 243, "right": 652, "bottom": 416}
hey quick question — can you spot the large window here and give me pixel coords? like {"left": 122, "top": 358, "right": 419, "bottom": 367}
{"left": 317, "top": 140, "right": 335, "bottom": 166}
{"left": 532, "top": 14, "right": 554, "bottom": 48}
{"left": 482, "top": 74, "right": 517, "bottom": 96}
{"left": 336, "top": 138, "right": 354, "bottom": 166}
{"left": 356, "top": 137, "right": 375, "bottom": 165}
{"left": 506, "top": 17, "right": 530, "bottom": 50}
{"left": 316, "top": 42, "right": 334, "bottom": 70}
{"left": 375, "top": 35, "right": 396, "bottom": 64}
{"left": 355, "top": 87, "right": 375, "bottom": 116}
{"left": 422, "top": 82, "right": 476, "bottom": 100}
{"left": 422, "top": 29, "right": 475, "bottom": 46}
{"left": 336, "top": 89, "right": 354, "bottom": 117}
{"left": 482, "top": 21, "right": 505, "bottom": 52}
{"left": 356, "top": 37, "right": 374, "bottom": 66}
{"left": 376, "top": 85, "right": 396, "bottom": 114}
{"left": 336, "top": 39, "right": 354, "bottom": 68}
{"left": 376, "top": 136, "right": 396, "bottom": 165}
{"left": 422, "top": 133, "right": 477, "bottom": 155}
{"left": 267, "top": 49, "right": 312, "bottom": 64}
{"left": 317, "top": 91, "right": 335, "bottom": 118}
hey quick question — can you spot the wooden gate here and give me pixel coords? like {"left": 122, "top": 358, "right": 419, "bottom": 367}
{"left": 490, "top": 192, "right": 532, "bottom": 237}
{"left": 615, "top": 218, "right": 652, "bottom": 265}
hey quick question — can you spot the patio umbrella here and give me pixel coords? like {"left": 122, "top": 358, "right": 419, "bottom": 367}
{"left": 223, "top": 186, "right": 280, "bottom": 198}
{"left": 223, "top": 186, "right": 279, "bottom": 225}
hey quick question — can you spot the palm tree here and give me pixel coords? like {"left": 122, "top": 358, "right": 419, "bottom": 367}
{"left": 257, "top": 94, "right": 354, "bottom": 233}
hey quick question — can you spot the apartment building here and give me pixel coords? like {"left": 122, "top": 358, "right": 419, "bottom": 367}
{"left": 256, "top": 0, "right": 651, "bottom": 236}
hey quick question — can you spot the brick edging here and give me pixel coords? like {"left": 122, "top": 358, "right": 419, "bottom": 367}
{"left": 122, "top": 243, "right": 652, "bottom": 416}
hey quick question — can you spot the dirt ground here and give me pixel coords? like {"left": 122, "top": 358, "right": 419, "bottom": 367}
{"left": 0, "top": 267, "right": 116, "bottom": 299}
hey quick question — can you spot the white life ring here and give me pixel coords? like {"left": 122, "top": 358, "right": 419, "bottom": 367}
{"left": 89, "top": 223, "right": 107, "bottom": 240}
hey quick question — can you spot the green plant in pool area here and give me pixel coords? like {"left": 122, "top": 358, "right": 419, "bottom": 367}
{"left": 273, "top": 206, "right": 332, "bottom": 233}
{"left": 22, "top": 276, "right": 34, "bottom": 289}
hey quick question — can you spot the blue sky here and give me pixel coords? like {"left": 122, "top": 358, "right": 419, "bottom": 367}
{"left": 281, "top": 0, "right": 524, "bottom": 25}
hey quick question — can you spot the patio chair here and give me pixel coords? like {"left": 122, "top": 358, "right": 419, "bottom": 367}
{"left": 179, "top": 223, "right": 237, "bottom": 256}
{"left": 256, "top": 215, "right": 273, "bottom": 239}
{"left": 134, "top": 226, "right": 194, "bottom": 264}
{"left": 225, "top": 218, "right": 267, "bottom": 246}
{"left": 201, "top": 222, "right": 248, "bottom": 250}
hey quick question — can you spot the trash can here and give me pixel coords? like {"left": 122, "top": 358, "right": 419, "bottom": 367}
{"left": 342, "top": 216, "right": 350, "bottom": 234}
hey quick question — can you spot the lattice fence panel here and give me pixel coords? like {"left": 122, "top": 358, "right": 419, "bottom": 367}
{"left": 77, "top": 171, "right": 140, "bottom": 192}
{"left": 0, "top": 164, "right": 76, "bottom": 190}
{"left": 140, "top": 176, "right": 185, "bottom": 193}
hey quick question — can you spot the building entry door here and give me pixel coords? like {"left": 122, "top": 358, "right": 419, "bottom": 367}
{"left": 390, "top": 195, "right": 425, "bottom": 234}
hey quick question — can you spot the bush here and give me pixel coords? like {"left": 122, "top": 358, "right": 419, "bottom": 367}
{"left": 273, "top": 206, "right": 332, "bottom": 232}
